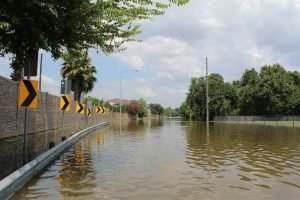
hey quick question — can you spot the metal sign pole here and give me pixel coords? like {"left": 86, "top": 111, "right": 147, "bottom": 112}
{"left": 62, "top": 110, "right": 65, "bottom": 139}
{"left": 23, "top": 108, "right": 28, "bottom": 164}
{"left": 23, "top": 57, "right": 31, "bottom": 164}
{"left": 206, "top": 56, "right": 209, "bottom": 133}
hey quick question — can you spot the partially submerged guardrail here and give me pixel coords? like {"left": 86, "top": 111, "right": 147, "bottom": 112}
{"left": 0, "top": 122, "right": 109, "bottom": 200}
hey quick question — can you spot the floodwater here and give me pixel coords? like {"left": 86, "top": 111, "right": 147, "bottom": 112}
{"left": 12, "top": 120, "right": 300, "bottom": 200}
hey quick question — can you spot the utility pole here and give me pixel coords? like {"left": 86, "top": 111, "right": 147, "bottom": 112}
{"left": 206, "top": 56, "right": 209, "bottom": 130}
{"left": 39, "top": 53, "right": 43, "bottom": 90}
{"left": 119, "top": 73, "right": 122, "bottom": 128}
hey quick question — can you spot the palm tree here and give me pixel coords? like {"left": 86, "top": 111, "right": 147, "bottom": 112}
{"left": 61, "top": 49, "right": 97, "bottom": 101}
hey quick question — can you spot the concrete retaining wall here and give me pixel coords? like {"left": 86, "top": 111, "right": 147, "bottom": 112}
{"left": 0, "top": 76, "right": 107, "bottom": 139}
{"left": 0, "top": 75, "right": 109, "bottom": 179}
{"left": 214, "top": 115, "right": 300, "bottom": 122}
{"left": 214, "top": 115, "right": 300, "bottom": 128}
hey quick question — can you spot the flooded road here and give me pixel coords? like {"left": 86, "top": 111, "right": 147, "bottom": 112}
{"left": 12, "top": 120, "right": 300, "bottom": 200}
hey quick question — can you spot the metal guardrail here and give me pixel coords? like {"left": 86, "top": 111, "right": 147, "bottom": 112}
{"left": 0, "top": 122, "right": 109, "bottom": 200}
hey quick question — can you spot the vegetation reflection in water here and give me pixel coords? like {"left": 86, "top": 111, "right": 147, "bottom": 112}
{"left": 12, "top": 120, "right": 300, "bottom": 200}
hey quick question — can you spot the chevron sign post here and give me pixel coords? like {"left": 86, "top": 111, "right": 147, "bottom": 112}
{"left": 18, "top": 79, "right": 39, "bottom": 164}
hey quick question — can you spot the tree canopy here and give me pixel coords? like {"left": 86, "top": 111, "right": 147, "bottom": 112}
{"left": 182, "top": 64, "right": 300, "bottom": 120}
{"left": 61, "top": 48, "right": 97, "bottom": 101}
{"left": 137, "top": 98, "right": 148, "bottom": 118}
{"left": 149, "top": 103, "right": 164, "bottom": 116}
{"left": 0, "top": 0, "right": 189, "bottom": 80}
{"left": 86, "top": 96, "right": 104, "bottom": 106}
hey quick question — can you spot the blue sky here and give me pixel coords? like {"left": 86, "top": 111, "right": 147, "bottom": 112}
{"left": 1, "top": 0, "right": 300, "bottom": 107}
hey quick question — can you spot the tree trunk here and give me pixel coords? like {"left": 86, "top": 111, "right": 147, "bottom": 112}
{"left": 10, "top": 50, "right": 25, "bottom": 81}
{"left": 74, "top": 80, "right": 81, "bottom": 102}
{"left": 10, "top": 49, "right": 38, "bottom": 81}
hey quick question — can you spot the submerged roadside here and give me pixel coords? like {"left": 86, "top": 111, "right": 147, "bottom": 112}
{"left": 0, "top": 122, "right": 109, "bottom": 200}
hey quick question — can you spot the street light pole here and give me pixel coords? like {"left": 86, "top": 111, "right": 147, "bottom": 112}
{"left": 119, "top": 69, "right": 139, "bottom": 128}
{"left": 206, "top": 56, "right": 209, "bottom": 130}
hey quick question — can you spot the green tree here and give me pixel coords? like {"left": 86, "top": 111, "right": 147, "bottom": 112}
{"left": 183, "top": 64, "right": 300, "bottom": 120}
{"left": 180, "top": 102, "right": 192, "bottom": 119}
{"left": 238, "top": 68, "right": 260, "bottom": 115}
{"left": 138, "top": 98, "right": 148, "bottom": 118}
{"left": 185, "top": 74, "right": 238, "bottom": 120}
{"left": 61, "top": 49, "right": 97, "bottom": 101}
{"left": 0, "top": 0, "right": 189, "bottom": 80}
{"left": 255, "top": 64, "right": 297, "bottom": 115}
{"left": 238, "top": 64, "right": 300, "bottom": 115}
{"left": 128, "top": 101, "right": 139, "bottom": 116}
{"left": 164, "top": 107, "right": 180, "bottom": 117}
{"left": 149, "top": 104, "right": 164, "bottom": 116}
{"left": 86, "top": 96, "right": 104, "bottom": 106}
{"left": 104, "top": 101, "right": 112, "bottom": 111}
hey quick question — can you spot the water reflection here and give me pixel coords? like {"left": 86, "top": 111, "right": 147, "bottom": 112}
{"left": 12, "top": 120, "right": 300, "bottom": 200}
{"left": 57, "top": 143, "right": 96, "bottom": 198}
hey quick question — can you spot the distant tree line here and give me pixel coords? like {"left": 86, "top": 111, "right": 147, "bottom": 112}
{"left": 181, "top": 64, "right": 300, "bottom": 120}
{"left": 109, "top": 99, "right": 164, "bottom": 118}
{"left": 164, "top": 107, "right": 180, "bottom": 117}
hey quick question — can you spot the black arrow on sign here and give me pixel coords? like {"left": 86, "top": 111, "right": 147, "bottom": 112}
{"left": 61, "top": 96, "right": 69, "bottom": 111}
{"left": 22, "top": 80, "right": 37, "bottom": 107}
{"left": 96, "top": 107, "right": 100, "bottom": 113}
{"left": 77, "top": 103, "right": 83, "bottom": 113}
{"left": 88, "top": 108, "right": 91, "bottom": 116}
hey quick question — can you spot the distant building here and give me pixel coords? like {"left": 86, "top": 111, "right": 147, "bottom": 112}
{"left": 107, "top": 98, "right": 131, "bottom": 106}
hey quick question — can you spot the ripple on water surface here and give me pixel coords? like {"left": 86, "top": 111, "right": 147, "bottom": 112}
{"left": 11, "top": 120, "right": 300, "bottom": 200}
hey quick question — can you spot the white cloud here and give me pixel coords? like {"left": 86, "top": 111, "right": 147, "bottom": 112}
{"left": 136, "top": 86, "right": 157, "bottom": 98}
{"left": 117, "top": 36, "right": 203, "bottom": 79}
{"left": 40, "top": 75, "right": 60, "bottom": 95}
{"left": 155, "top": 72, "right": 174, "bottom": 80}
{"left": 135, "top": 78, "right": 157, "bottom": 98}
{"left": 119, "top": 55, "right": 144, "bottom": 70}
{"left": 111, "top": 0, "right": 300, "bottom": 106}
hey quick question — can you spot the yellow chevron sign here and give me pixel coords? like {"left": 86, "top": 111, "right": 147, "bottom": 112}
{"left": 96, "top": 106, "right": 104, "bottom": 114}
{"left": 87, "top": 108, "right": 92, "bottom": 116}
{"left": 60, "top": 95, "right": 71, "bottom": 111}
{"left": 18, "top": 80, "right": 38, "bottom": 109}
{"left": 76, "top": 102, "right": 85, "bottom": 114}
